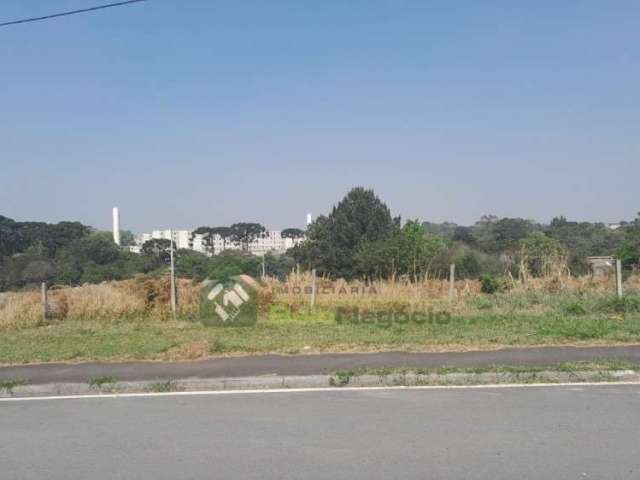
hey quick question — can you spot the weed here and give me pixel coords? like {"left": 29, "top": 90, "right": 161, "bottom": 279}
{"left": 563, "top": 302, "right": 587, "bottom": 316}
{"left": 0, "top": 378, "right": 26, "bottom": 394}
{"left": 596, "top": 296, "right": 640, "bottom": 314}
{"left": 146, "top": 380, "right": 177, "bottom": 392}
{"left": 88, "top": 375, "right": 116, "bottom": 388}
{"left": 330, "top": 369, "right": 353, "bottom": 386}
{"left": 210, "top": 339, "right": 227, "bottom": 353}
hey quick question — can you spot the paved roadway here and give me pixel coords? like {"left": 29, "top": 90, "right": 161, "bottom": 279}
{"left": 3, "top": 345, "right": 640, "bottom": 384}
{"left": 2, "top": 385, "right": 640, "bottom": 479}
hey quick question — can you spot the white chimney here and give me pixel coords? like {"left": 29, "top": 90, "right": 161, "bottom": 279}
{"left": 112, "top": 207, "right": 121, "bottom": 246}
{"left": 306, "top": 213, "right": 312, "bottom": 226}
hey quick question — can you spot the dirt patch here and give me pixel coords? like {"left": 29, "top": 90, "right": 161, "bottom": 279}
{"left": 162, "top": 340, "right": 211, "bottom": 360}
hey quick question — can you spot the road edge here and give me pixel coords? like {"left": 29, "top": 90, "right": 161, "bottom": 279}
{"left": 2, "top": 369, "right": 640, "bottom": 399}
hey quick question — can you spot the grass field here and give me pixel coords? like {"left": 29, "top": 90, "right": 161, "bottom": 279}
{"left": 1, "top": 275, "right": 639, "bottom": 365}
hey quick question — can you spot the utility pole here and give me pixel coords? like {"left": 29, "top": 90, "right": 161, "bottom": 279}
{"left": 169, "top": 230, "right": 177, "bottom": 320}
{"left": 261, "top": 254, "right": 266, "bottom": 280}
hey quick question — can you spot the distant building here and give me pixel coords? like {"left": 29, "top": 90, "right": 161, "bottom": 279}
{"left": 140, "top": 230, "right": 193, "bottom": 250}
{"left": 137, "top": 229, "right": 303, "bottom": 256}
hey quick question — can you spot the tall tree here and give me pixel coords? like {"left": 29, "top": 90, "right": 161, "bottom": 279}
{"left": 281, "top": 228, "right": 304, "bottom": 239}
{"left": 229, "top": 223, "right": 267, "bottom": 251}
{"left": 194, "top": 226, "right": 234, "bottom": 253}
{"left": 141, "top": 238, "right": 175, "bottom": 263}
{"left": 211, "top": 226, "right": 233, "bottom": 251}
{"left": 617, "top": 212, "right": 640, "bottom": 268}
{"left": 292, "top": 187, "right": 399, "bottom": 278}
{"left": 355, "top": 220, "right": 447, "bottom": 279}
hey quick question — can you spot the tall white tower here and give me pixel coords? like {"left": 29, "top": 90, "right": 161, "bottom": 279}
{"left": 112, "top": 207, "right": 121, "bottom": 246}
{"left": 306, "top": 213, "right": 312, "bottom": 226}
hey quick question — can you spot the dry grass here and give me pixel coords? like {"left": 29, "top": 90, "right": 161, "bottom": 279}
{"left": 265, "top": 271, "right": 623, "bottom": 315}
{"left": 0, "top": 272, "right": 634, "bottom": 330}
{"left": 1, "top": 273, "right": 639, "bottom": 364}
{"left": 0, "top": 276, "right": 201, "bottom": 329}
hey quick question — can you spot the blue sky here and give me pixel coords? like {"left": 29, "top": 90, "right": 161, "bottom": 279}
{"left": 1, "top": 0, "right": 638, "bottom": 233}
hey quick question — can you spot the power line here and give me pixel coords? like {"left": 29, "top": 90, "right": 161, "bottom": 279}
{"left": 0, "top": 0, "right": 147, "bottom": 28}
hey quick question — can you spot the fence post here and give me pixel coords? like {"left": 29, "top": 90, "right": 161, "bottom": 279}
{"left": 616, "top": 258, "right": 623, "bottom": 299}
{"left": 310, "top": 268, "right": 317, "bottom": 308}
{"left": 448, "top": 264, "right": 455, "bottom": 302}
{"left": 169, "top": 230, "right": 177, "bottom": 320}
{"left": 41, "top": 282, "right": 48, "bottom": 322}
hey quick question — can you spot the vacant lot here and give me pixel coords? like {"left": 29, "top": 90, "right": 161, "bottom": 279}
{"left": 1, "top": 275, "right": 639, "bottom": 364}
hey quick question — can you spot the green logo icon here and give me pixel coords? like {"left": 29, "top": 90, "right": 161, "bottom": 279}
{"left": 199, "top": 275, "right": 258, "bottom": 326}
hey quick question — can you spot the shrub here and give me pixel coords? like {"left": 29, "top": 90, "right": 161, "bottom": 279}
{"left": 480, "top": 275, "right": 502, "bottom": 294}
{"left": 562, "top": 302, "right": 587, "bottom": 316}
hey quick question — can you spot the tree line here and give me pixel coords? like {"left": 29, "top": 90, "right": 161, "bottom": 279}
{"left": 290, "top": 187, "right": 640, "bottom": 280}
{"left": 0, "top": 217, "right": 299, "bottom": 291}
{"left": 1, "top": 188, "right": 638, "bottom": 291}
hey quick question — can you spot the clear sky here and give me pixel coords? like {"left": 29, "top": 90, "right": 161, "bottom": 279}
{"left": 1, "top": 1, "right": 638, "bottom": 233}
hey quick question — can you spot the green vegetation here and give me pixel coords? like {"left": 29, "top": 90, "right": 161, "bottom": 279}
{"left": 1, "top": 291, "right": 640, "bottom": 365}
{"left": 480, "top": 275, "right": 504, "bottom": 294}
{"left": 146, "top": 380, "right": 177, "bottom": 393}
{"left": 333, "top": 360, "right": 640, "bottom": 378}
{"left": 291, "top": 187, "right": 400, "bottom": 278}
{"left": 327, "top": 361, "right": 640, "bottom": 386}
{"left": 2, "top": 190, "right": 639, "bottom": 293}
{"left": 0, "top": 378, "right": 26, "bottom": 393}
{"left": 0, "top": 217, "right": 161, "bottom": 290}
{"left": 0, "top": 215, "right": 296, "bottom": 291}
{"left": 88, "top": 375, "right": 116, "bottom": 388}
{"left": 1, "top": 188, "right": 639, "bottom": 366}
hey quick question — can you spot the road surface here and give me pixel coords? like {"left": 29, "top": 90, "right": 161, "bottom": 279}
{"left": 2, "top": 385, "right": 640, "bottom": 479}
{"left": 3, "top": 344, "right": 640, "bottom": 384}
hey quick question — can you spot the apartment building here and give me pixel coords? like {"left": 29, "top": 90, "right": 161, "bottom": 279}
{"left": 138, "top": 229, "right": 303, "bottom": 256}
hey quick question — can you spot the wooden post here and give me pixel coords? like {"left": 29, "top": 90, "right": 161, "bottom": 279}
{"left": 169, "top": 231, "right": 177, "bottom": 320}
{"left": 616, "top": 259, "right": 623, "bottom": 299}
{"left": 41, "top": 282, "right": 48, "bottom": 322}
{"left": 448, "top": 264, "right": 455, "bottom": 302}
{"left": 310, "top": 268, "right": 317, "bottom": 308}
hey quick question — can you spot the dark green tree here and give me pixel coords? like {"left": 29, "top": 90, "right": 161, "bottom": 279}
{"left": 617, "top": 213, "right": 640, "bottom": 268}
{"left": 141, "top": 238, "right": 175, "bottom": 263}
{"left": 229, "top": 223, "right": 267, "bottom": 251}
{"left": 292, "top": 187, "right": 399, "bottom": 278}
{"left": 281, "top": 228, "right": 304, "bottom": 239}
{"left": 355, "top": 221, "right": 447, "bottom": 279}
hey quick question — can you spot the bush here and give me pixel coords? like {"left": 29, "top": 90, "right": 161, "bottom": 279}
{"left": 480, "top": 275, "right": 503, "bottom": 294}
{"left": 562, "top": 302, "right": 587, "bottom": 316}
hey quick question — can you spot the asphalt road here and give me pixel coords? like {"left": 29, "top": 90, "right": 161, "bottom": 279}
{"left": 2, "top": 385, "right": 640, "bottom": 479}
{"left": 3, "top": 345, "right": 640, "bottom": 384}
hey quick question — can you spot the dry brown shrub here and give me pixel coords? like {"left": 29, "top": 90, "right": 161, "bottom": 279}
{"left": 0, "top": 276, "right": 202, "bottom": 328}
{"left": 0, "top": 291, "right": 41, "bottom": 328}
{"left": 46, "top": 291, "right": 68, "bottom": 320}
